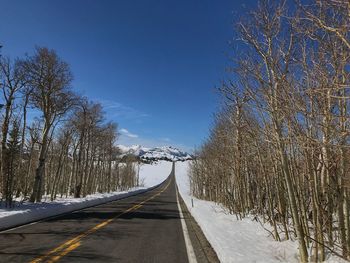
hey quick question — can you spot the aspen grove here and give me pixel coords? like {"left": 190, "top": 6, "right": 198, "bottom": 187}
{"left": 0, "top": 47, "right": 137, "bottom": 207}
{"left": 190, "top": 1, "right": 350, "bottom": 262}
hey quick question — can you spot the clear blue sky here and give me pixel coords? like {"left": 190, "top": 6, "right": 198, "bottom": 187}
{"left": 0, "top": 0, "right": 256, "bottom": 152}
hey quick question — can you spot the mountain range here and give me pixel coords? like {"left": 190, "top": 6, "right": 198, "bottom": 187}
{"left": 117, "top": 145, "right": 193, "bottom": 162}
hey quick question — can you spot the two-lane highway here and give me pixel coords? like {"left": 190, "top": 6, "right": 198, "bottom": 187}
{"left": 0, "top": 165, "right": 191, "bottom": 263}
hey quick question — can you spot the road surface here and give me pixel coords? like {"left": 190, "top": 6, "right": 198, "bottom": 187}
{"left": 0, "top": 165, "right": 194, "bottom": 263}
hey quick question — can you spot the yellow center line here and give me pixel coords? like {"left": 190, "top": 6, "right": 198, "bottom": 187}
{"left": 29, "top": 179, "right": 172, "bottom": 263}
{"left": 47, "top": 241, "right": 81, "bottom": 263}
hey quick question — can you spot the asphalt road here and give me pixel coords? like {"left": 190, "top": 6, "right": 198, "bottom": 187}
{"left": 0, "top": 165, "right": 191, "bottom": 263}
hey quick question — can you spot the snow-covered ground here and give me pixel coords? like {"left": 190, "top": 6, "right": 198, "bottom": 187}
{"left": 175, "top": 161, "right": 345, "bottom": 263}
{"left": 0, "top": 161, "right": 172, "bottom": 231}
{"left": 138, "top": 161, "right": 172, "bottom": 186}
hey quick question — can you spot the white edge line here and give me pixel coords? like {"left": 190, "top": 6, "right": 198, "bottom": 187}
{"left": 176, "top": 185, "right": 197, "bottom": 263}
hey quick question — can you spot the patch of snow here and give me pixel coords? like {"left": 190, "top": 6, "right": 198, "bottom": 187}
{"left": 175, "top": 161, "right": 346, "bottom": 263}
{"left": 0, "top": 161, "right": 172, "bottom": 231}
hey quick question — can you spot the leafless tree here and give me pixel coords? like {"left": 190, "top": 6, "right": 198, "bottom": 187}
{"left": 191, "top": 0, "right": 350, "bottom": 261}
{"left": 21, "top": 47, "right": 77, "bottom": 202}
{"left": 0, "top": 57, "right": 26, "bottom": 206}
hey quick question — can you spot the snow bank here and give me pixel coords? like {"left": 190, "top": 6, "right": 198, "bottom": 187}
{"left": 0, "top": 161, "right": 172, "bottom": 231}
{"left": 176, "top": 161, "right": 299, "bottom": 263}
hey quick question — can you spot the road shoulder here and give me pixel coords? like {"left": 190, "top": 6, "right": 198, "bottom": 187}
{"left": 177, "top": 189, "right": 220, "bottom": 263}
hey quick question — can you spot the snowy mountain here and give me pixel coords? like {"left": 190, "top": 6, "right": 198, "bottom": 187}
{"left": 117, "top": 145, "right": 193, "bottom": 162}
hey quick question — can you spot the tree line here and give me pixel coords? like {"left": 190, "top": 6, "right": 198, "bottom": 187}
{"left": 0, "top": 47, "right": 137, "bottom": 207}
{"left": 190, "top": 0, "right": 350, "bottom": 262}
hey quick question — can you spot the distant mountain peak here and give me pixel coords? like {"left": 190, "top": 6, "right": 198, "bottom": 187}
{"left": 117, "top": 145, "right": 193, "bottom": 162}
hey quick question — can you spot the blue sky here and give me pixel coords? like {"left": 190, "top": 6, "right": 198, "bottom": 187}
{"left": 0, "top": 0, "right": 256, "bottom": 152}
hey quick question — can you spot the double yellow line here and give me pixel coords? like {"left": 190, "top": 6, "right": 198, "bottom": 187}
{"left": 30, "top": 179, "right": 172, "bottom": 263}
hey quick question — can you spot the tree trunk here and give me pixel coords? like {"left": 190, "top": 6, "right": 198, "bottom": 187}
{"left": 30, "top": 124, "right": 50, "bottom": 203}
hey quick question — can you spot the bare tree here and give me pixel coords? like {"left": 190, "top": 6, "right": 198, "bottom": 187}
{"left": 21, "top": 47, "right": 77, "bottom": 202}
{"left": 0, "top": 57, "right": 26, "bottom": 206}
{"left": 191, "top": 0, "right": 350, "bottom": 261}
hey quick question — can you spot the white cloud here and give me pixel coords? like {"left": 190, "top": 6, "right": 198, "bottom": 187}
{"left": 97, "top": 99, "right": 150, "bottom": 120}
{"left": 120, "top": 128, "right": 139, "bottom": 138}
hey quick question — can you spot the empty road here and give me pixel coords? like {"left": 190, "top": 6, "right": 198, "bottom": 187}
{"left": 0, "top": 165, "right": 194, "bottom": 263}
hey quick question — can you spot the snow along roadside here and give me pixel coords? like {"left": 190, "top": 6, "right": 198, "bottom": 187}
{"left": 0, "top": 161, "right": 172, "bottom": 232}
{"left": 175, "top": 161, "right": 348, "bottom": 263}
{"left": 175, "top": 161, "right": 299, "bottom": 263}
